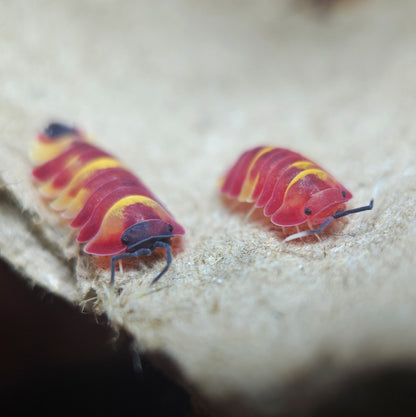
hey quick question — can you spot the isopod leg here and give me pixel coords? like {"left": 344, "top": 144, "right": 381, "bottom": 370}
{"left": 110, "top": 248, "right": 152, "bottom": 286}
{"left": 283, "top": 217, "right": 333, "bottom": 242}
{"left": 307, "top": 220, "right": 321, "bottom": 242}
{"left": 245, "top": 205, "right": 257, "bottom": 220}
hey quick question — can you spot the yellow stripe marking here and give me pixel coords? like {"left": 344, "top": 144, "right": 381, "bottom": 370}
{"left": 105, "top": 195, "right": 168, "bottom": 220}
{"left": 39, "top": 154, "right": 85, "bottom": 197}
{"left": 46, "top": 157, "right": 123, "bottom": 200}
{"left": 248, "top": 173, "right": 261, "bottom": 199}
{"left": 61, "top": 188, "right": 91, "bottom": 218}
{"left": 30, "top": 137, "right": 74, "bottom": 164}
{"left": 239, "top": 146, "right": 274, "bottom": 202}
{"left": 70, "top": 157, "right": 122, "bottom": 182}
{"left": 284, "top": 168, "right": 330, "bottom": 198}
{"left": 290, "top": 160, "right": 315, "bottom": 170}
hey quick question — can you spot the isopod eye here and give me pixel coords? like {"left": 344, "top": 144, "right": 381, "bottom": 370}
{"left": 341, "top": 190, "right": 346, "bottom": 198}
{"left": 304, "top": 207, "right": 312, "bottom": 215}
{"left": 168, "top": 224, "right": 173, "bottom": 232}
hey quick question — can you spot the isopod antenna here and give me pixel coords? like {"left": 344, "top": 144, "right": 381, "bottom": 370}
{"left": 284, "top": 199, "right": 374, "bottom": 242}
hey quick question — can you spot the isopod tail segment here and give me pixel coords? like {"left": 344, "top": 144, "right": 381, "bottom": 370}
{"left": 283, "top": 199, "right": 374, "bottom": 242}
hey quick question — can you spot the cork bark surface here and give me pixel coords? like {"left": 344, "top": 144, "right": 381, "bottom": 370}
{"left": 1, "top": 1, "right": 415, "bottom": 415}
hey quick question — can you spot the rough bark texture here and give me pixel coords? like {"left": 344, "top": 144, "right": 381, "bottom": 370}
{"left": 1, "top": 1, "right": 415, "bottom": 415}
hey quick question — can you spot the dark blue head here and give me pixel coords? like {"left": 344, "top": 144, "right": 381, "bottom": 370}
{"left": 121, "top": 219, "right": 174, "bottom": 253}
{"left": 110, "top": 219, "right": 176, "bottom": 286}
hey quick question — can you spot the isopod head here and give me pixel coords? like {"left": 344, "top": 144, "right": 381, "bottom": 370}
{"left": 302, "top": 187, "right": 353, "bottom": 226}
{"left": 121, "top": 219, "right": 174, "bottom": 252}
{"left": 111, "top": 219, "right": 178, "bottom": 286}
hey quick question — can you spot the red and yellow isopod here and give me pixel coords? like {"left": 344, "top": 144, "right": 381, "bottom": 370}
{"left": 220, "top": 146, "right": 373, "bottom": 241}
{"left": 31, "top": 123, "right": 185, "bottom": 285}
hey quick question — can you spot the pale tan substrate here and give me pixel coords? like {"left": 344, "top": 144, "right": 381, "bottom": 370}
{"left": 1, "top": 1, "right": 415, "bottom": 415}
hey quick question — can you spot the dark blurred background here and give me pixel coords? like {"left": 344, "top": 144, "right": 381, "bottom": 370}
{"left": 0, "top": 259, "right": 190, "bottom": 417}
{"left": 1, "top": 258, "right": 416, "bottom": 417}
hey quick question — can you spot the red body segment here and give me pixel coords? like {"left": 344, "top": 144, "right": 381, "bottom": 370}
{"left": 31, "top": 123, "right": 184, "bottom": 284}
{"left": 221, "top": 146, "right": 353, "bottom": 229}
{"left": 76, "top": 186, "right": 160, "bottom": 243}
